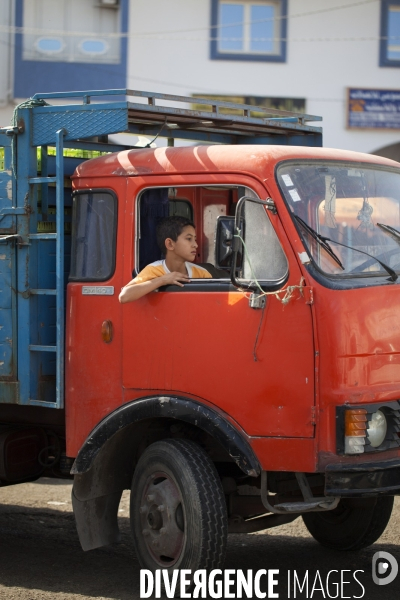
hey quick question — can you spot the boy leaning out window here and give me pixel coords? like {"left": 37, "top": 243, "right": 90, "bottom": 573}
{"left": 119, "top": 216, "right": 211, "bottom": 303}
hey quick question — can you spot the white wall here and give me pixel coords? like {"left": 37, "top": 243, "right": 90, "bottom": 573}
{"left": 0, "top": 0, "right": 14, "bottom": 107}
{"left": 0, "top": 0, "right": 398, "bottom": 155}
{"left": 127, "top": 0, "right": 400, "bottom": 154}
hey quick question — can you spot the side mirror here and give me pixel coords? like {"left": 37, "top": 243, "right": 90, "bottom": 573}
{"left": 215, "top": 216, "right": 244, "bottom": 270}
{"left": 230, "top": 196, "right": 286, "bottom": 292}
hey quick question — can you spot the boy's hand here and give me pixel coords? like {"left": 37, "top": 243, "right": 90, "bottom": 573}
{"left": 160, "top": 271, "right": 190, "bottom": 287}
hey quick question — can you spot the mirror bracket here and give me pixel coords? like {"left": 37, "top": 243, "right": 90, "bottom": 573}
{"left": 264, "top": 198, "right": 277, "bottom": 215}
{"left": 249, "top": 293, "right": 266, "bottom": 310}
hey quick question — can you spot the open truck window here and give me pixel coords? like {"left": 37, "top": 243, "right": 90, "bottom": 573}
{"left": 277, "top": 163, "right": 400, "bottom": 281}
{"left": 136, "top": 185, "right": 229, "bottom": 277}
{"left": 70, "top": 190, "right": 117, "bottom": 281}
{"left": 135, "top": 184, "right": 288, "bottom": 285}
{"left": 136, "top": 188, "right": 194, "bottom": 273}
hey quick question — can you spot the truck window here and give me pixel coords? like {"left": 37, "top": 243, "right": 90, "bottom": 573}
{"left": 136, "top": 186, "right": 230, "bottom": 276}
{"left": 136, "top": 184, "right": 287, "bottom": 284}
{"left": 169, "top": 199, "right": 193, "bottom": 220}
{"left": 70, "top": 190, "right": 117, "bottom": 281}
{"left": 138, "top": 188, "right": 172, "bottom": 272}
{"left": 277, "top": 163, "right": 400, "bottom": 280}
{"left": 203, "top": 202, "right": 227, "bottom": 264}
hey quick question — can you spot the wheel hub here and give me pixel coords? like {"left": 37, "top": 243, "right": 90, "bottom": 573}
{"left": 139, "top": 471, "right": 185, "bottom": 566}
{"left": 147, "top": 505, "right": 163, "bottom": 530}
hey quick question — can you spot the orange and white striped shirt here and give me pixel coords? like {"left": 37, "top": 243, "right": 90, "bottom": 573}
{"left": 133, "top": 260, "right": 212, "bottom": 284}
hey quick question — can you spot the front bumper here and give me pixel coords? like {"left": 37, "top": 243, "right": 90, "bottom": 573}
{"left": 325, "top": 458, "right": 400, "bottom": 497}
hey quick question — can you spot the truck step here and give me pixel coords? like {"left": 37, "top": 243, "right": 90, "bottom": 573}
{"left": 273, "top": 499, "right": 338, "bottom": 513}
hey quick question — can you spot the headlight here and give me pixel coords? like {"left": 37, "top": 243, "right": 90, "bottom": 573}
{"left": 367, "top": 410, "right": 387, "bottom": 448}
{"left": 343, "top": 408, "right": 388, "bottom": 454}
{"left": 340, "top": 404, "right": 399, "bottom": 455}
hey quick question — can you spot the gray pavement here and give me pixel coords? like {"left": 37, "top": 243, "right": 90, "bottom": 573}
{"left": 0, "top": 479, "right": 399, "bottom": 599}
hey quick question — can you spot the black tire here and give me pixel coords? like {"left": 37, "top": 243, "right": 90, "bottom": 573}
{"left": 302, "top": 496, "right": 394, "bottom": 551}
{"left": 130, "top": 438, "right": 227, "bottom": 578}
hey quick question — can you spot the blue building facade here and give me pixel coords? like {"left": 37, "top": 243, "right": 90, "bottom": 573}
{"left": 14, "top": 0, "right": 129, "bottom": 98}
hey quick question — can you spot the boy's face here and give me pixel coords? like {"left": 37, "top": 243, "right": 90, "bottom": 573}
{"left": 165, "top": 225, "right": 198, "bottom": 262}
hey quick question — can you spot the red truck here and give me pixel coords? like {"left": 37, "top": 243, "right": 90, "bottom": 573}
{"left": 0, "top": 90, "right": 399, "bottom": 576}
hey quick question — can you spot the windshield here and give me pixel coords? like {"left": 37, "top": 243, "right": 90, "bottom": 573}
{"left": 276, "top": 162, "right": 400, "bottom": 279}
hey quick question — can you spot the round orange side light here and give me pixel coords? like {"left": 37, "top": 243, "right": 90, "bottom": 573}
{"left": 101, "top": 320, "right": 113, "bottom": 343}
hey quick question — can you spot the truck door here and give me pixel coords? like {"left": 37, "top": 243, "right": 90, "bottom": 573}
{"left": 122, "top": 179, "right": 315, "bottom": 438}
{"left": 65, "top": 187, "right": 124, "bottom": 455}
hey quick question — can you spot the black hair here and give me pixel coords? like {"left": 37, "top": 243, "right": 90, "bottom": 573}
{"left": 156, "top": 216, "right": 195, "bottom": 254}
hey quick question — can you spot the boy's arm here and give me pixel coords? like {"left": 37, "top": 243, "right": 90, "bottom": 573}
{"left": 119, "top": 272, "right": 190, "bottom": 303}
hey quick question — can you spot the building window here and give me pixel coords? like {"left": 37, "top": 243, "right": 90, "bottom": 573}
{"left": 14, "top": 0, "right": 128, "bottom": 97}
{"left": 22, "top": 0, "right": 121, "bottom": 64}
{"left": 211, "top": 0, "right": 287, "bottom": 62}
{"left": 192, "top": 94, "right": 305, "bottom": 115}
{"left": 380, "top": 0, "right": 400, "bottom": 67}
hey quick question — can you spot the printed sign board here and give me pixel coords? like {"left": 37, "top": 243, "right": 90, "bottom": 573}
{"left": 348, "top": 88, "right": 400, "bottom": 130}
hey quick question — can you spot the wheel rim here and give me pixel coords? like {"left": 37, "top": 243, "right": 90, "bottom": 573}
{"left": 139, "top": 470, "right": 185, "bottom": 567}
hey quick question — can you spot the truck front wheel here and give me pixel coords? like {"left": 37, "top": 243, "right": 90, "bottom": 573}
{"left": 302, "top": 496, "right": 394, "bottom": 551}
{"left": 130, "top": 438, "right": 227, "bottom": 575}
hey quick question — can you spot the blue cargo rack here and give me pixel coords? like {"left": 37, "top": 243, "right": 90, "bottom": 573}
{"left": 0, "top": 89, "right": 322, "bottom": 409}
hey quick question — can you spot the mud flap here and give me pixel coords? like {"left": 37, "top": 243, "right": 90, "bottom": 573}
{"left": 72, "top": 488, "right": 122, "bottom": 551}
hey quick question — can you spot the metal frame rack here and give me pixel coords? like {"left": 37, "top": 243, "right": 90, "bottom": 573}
{"left": 30, "top": 88, "right": 322, "bottom": 148}
{"left": 0, "top": 89, "right": 322, "bottom": 410}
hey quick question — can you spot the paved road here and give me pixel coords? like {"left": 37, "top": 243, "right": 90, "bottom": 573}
{"left": 0, "top": 479, "right": 399, "bottom": 599}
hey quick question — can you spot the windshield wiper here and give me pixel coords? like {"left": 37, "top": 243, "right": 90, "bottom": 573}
{"left": 294, "top": 216, "right": 345, "bottom": 270}
{"left": 328, "top": 238, "right": 398, "bottom": 281}
{"left": 294, "top": 216, "right": 398, "bottom": 282}
{"left": 377, "top": 223, "right": 400, "bottom": 243}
